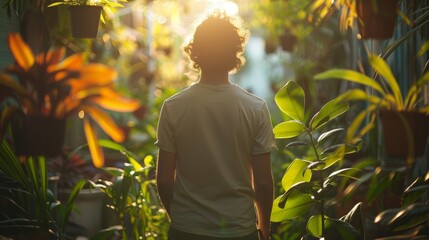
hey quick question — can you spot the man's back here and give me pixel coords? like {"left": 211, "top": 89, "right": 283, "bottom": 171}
{"left": 156, "top": 82, "right": 275, "bottom": 237}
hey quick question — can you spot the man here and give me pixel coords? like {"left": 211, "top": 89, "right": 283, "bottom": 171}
{"left": 155, "top": 10, "right": 276, "bottom": 240}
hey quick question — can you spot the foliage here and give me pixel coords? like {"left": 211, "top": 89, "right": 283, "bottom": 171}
{"left": 314, "top": 53, "right": 429, "bottom": 143}
{"left": 0, "top": 33, "right": 140, "bottom": 167}
{"left": 0, "top": 140, "right": 85, "bottom": 239}
{"left": 373, "top": 176, "right": 429, "bottom": 239}
{"left": 271, "top": 81, "right": 364, "bottom": 239}
{"left": 48, "top": 0, "right": 127, "bottom": 23}
{"left": 90, "top": 140, "right": 169, "bottom": 240}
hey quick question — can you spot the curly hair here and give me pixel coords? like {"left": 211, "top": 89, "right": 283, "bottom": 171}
{"left": 183, "top": 10, "right": 249, "bottom": 74}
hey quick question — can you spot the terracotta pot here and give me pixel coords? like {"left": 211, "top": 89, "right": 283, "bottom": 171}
{"left": 280, "top": 31, "right": 297, "bottom": 52}
{"left": 13, "top": 116, "right": 66, "bottom": 157}
{"left": 69, "top": 6, "right": 102, "bottom": 38}
{"left": 356, "top": 0, "right": 398, "bottom": 39}
{"left": 379, "top": 110, "right": 429, "bottom": 158}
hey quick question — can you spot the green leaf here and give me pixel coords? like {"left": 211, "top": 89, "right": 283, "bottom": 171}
{"left": 417, "top": 40, "right": 429, "bottom": 57}
{"left": 271, "top": 192, "right": 316, "bottom": 222}
{"left": 307, "top": 161, "right": 325, "bottom": 170}
{"left": 328, "top": 168, "right": 361, "bottom": 180}
{"left": 279, "top": 181, "right": 317, "bottom": 208}
{"left": 62, "top": 179, "right": 86, "bottom": 231}
{"left": 307, "top": 214, "right": 323, "bottom": 238}
{"left": 369, "top": 54, "right": 403, "bottom": 108}
{"left": 366, "top": 174, "right": 390, "bottom": 203}
{"left": 321, "top": 153, "right": 343, "bottom": 169}
{"left": 310, "top": 99, "right": 348, "bottom": 130}
{"left": 317, "top": 128, "right": 344, "bottom": 144}
{"left": 324, "top": 218, "right": 360, "bottom": 240}
{"left": 281, "top": 159, "right": 312, "bottom": 192}
{"left": 402, "top": 183, "right": 429, "bottom": 207}
{"left": 284, "top": 141, "right": 309, "bottom": 149}
{"left": 340, "top": 202, "right": 365, "bottom": 239}
{"left": 314, "top": 69, "right": 386, "bottom": 96}
{"left": 390, "top": 203, "right": 429, "bottom": 231}
{"left": 273, "top": 120, "right": 305, "bottom": 139}
{"left": 47, "top": 2, "right": 66, "bottom": 7}
{"left": 275, "top": 81, "right": 305, "bottom": 122}
{"left": 320, "top": 143, "right": 359, "bottom": 156}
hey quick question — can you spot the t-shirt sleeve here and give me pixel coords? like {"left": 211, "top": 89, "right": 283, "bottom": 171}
{"left": 155, "top": 102, "right": 176, "bottom": 153}
{"left": 252, "top": 101, "right": 277, "bottom": 155}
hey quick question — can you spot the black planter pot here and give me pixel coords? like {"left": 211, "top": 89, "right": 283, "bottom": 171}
{"left": 13, "top": 116, "right": 66, "bottom": 157}
{"left": 379, "top": 110, "right": 429, "bottom": 158}
{"left": 279, "top": 31, "right": 297, "bottom": 52}
{"left": 69, "top": 6, "right": 102, "bottom": 38}
{"left": 356, "top": 0, "right": 398, "bottom": 40}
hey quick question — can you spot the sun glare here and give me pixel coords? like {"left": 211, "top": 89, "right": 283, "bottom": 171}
{"left": 207, "top": 0, "right": 239, "bottom": 16}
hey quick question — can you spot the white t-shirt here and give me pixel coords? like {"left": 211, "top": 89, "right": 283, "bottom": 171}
{"left": 155, "top": 81, "right": 277, "bottom": 238}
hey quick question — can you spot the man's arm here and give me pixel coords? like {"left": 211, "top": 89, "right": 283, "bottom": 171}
{"left": 156, "top": 150, "right": 176, "bottom": 217}
{"left": 251, "top": 153, "right": 274, "bottom": 240}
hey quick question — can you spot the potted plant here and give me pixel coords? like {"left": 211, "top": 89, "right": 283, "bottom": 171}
{"left": 356, "top": 0, "right": 399, "bottom": 39}
{"left": 0, "top": 33, "right": 140, "bottom": 166}
{"left": 271, "top": 81, "right": 365, "bottom": 239}
{"left": 315, "top": 53, "right": 429, "bottom": 159}
{"left": 48, "top": 0, "right": 126, "bottom": 38}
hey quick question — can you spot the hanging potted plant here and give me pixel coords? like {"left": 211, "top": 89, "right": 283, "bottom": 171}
{"left": 315, "top": 53, "right": 429, "bottom": 160}
{"left": 0, "top": 33, "right": 140, "bottom": 166}
{"left": 48, "top": 0, "right": 126, "bottom": 38}
{"left": 356, "top": 0, "right": 399, "bottom": 39}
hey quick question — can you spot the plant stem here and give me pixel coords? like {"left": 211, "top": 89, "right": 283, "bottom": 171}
{"left": 306, "top": 128, "right": 325, "bottom": 237}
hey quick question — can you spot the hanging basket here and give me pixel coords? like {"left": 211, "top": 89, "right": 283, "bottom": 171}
{"left": 13, "top": 116, "right": 66, "bottom": 157}
{"left": 379, "top": 110, "right": 429, "bottom": 158}
{"left": 279, "top": 30, "right": 297, "bottom": 52}
{"left": 356, "top": 0, "right": 398, "bottom": 40}
{"left": 69, "top": 6, "right": 102, "bottom": 38}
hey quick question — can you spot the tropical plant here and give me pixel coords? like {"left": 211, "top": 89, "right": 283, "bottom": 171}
{"left": 90, "top": 140, "right": 169, "bottom": 240}
{"left": 0, "top": 140, "right": 86, "bottom": 239}
{"left": 314, "top": 53, "right": 429, "bottom": 144}
{"left": 271, "top": 81, "right": 365, "bottom": 239}
{"left": 372, "top": 176, "right": 429, "bottom": 239}
{"left": 48, "top": 0, "right": 127, "bottom": 23}
{"left": 0, "top": 32, "right": 140, "bottom": 167}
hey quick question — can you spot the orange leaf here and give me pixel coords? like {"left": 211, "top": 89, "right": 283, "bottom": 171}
{"left": 83, "top": 105, "right": 124, "bottom": 142}
{"left": 50, "top": 53, "right": 84, "bottom": 76}
{"left": 83, "top": 118, "right": 104, "bottom": 168}
{"left": 8, "top": 33, "right": 35, "bottom": 71}
{"left": 79, "top": 64, "right": 117, "bottom": 85}
{"left": 37, "top": 47, "right": 65, "bottom": 66}
{"left": 90, "top": 96, "right": 140, "bottom": 112}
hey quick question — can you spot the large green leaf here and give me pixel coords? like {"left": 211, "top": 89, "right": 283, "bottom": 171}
{"left": 323, "top": 218, "right": 360, "bottom": 240}
{"left": 281, "top": 159, "right": 312, "bottom": 192}
{"left": 314, "top": 69, "right": 386, "bottom": 96}
{"left": 310, "top": 99, "right": 348, "bottom": 131}
{"left": 369, "top": 54, "right": 403, "bottom": 109}
{"left": 271, "top": 192, "right": 316, "bottom": 222}
{"left": 307, "top": 214, "right": 323, "bottom": 238}
{"left": 390, "top": 203, "right": 429, "bottom": 231}
{"left": 273, "top": 120, "right": 306, "bottom": 139}
{"left": 278, "top": 181, "right": 317, "bottom": 208}
{"left": 275, "top": 81, "right": 305, "bottom": 122}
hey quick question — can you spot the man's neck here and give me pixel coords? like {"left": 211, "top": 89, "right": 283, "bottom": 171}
{"left": 199, "top": 70, "right": 229, "bottom": 85}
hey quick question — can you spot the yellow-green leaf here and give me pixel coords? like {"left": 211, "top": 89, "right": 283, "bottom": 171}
{"left": 273, "top": 120, "right": 305, "bottom": 139}
{"left": 369, "top": 54, "right": 403, "bottom": 108}
{"left": 275, "top": 81, "right": 305, "bottom": 122}
{"left": 83, "top": 118, "right": 104, "bottom": 168}
{"left": 315, "top": 69, "right": 386, "bottom": 96}
{"left": 417, "top": 40, "right": 429, "bottom": 57}
{"left": 281, "top": 159, "right": 312, "bottom": 192}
